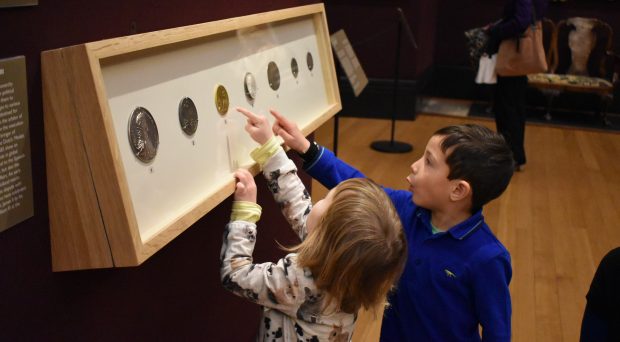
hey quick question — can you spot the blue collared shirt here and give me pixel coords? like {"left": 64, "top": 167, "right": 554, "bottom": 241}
{"left": 306, "top": 146, "right": 512, "bottom": 342}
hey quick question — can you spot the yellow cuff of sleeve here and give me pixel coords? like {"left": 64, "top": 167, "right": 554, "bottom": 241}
{"left": 250, "top": 136, "right": 281, "bottom": 167}
{"left": 231, "top": 201, "right": 262, "bottom": 223}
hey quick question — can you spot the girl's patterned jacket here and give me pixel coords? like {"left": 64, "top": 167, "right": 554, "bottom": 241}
{"left": 220, "top": 138, "right": 355, "bottom": 342}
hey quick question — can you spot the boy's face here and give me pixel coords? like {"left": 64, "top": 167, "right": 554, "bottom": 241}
{"left": 406, "top": 135, "right": 454, "bottom": 210}
{"left": 306, "top": 187, "right": 335, "bottom": 235}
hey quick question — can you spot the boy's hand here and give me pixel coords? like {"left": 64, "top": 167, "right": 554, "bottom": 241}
{"left": 233, "top": 169, "right": 257, "bottom": 203}
{"left": 236, "top": 107, "right": 273, "bottom": 145}
{"left": 270, "top": 109, "right": 311, "bottom": 153}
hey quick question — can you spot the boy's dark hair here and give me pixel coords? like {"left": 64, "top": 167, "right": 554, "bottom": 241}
{"left": 434, "top": 124, "right": 514, "bottom": 212}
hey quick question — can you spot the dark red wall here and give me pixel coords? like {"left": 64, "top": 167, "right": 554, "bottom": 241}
{"left": 0, "top": 1, "right": 317, "bottom": 341}
{"left": 324, "top": 0, "right": 439, "bottom": 79}
{"left": 434, "top": 0, "right": 620, "bottom": 68}
{"left": 9, "top": 1, "right": 602, "bottom": 339}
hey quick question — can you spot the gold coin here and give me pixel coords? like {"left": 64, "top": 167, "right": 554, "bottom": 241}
{"left": 215, "top": 85, "right": 229, "bottom": 115}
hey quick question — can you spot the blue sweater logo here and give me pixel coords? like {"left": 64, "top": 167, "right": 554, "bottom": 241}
{"left": 444, "top": 269, "right": 457, "bottom": 278}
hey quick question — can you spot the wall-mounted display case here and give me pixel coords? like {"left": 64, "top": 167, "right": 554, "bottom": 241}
{"left": 42, "top": 4, "right": 340, "bottom": 271}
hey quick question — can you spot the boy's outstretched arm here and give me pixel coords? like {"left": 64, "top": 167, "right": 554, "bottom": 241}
{"left": 270, "top": 109, "right": 310, "bottom": 154}
{"left": 270, "top": 110, "right": 414, "bottom": 220}
{"left": 270, "top": 110, "right": 414, "bottom": 218}
{"left": 270, "top": 110, "right": 365, "bottom": 190}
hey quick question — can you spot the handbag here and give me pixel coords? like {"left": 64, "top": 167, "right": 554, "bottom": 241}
{"left": 476, "top": 54, "right": 497, "bottom": 84}
{"left": 495, "top": 5, "right": 547, "bottom": 76}
{"left": 464, "top": 26, "right": 489, "bottom": 69}
{"left": 496, "top": 21, "right": 547, "bottom": 76}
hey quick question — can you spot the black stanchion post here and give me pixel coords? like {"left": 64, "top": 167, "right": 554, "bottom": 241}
{"left": 371, "top": 8, "right": 413, "bottom": 153}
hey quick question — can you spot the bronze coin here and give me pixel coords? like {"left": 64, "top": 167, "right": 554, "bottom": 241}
{"left": 267, "top": 61, "right": 280, "bottom": 91}
{"left": 291, "top": 58, "right": 299, "bottom": 78}
{"left": 178, "top": 97, "right": 198, "bottom": 136}
{"left": 306, "top": 52, "right": 314, "bottom": 71}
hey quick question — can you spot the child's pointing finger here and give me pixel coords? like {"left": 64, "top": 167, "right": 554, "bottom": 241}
{"left": 236, "top": 107, "right": 260, "bottom": 122}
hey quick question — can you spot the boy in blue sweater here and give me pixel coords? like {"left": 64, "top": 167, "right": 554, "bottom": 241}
{"left": 269, "top": 109, "right": 515, "bottom": 341}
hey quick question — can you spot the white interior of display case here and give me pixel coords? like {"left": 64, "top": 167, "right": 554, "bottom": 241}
{"left": 101, "top": 18, "right": 328, "bottom": 241}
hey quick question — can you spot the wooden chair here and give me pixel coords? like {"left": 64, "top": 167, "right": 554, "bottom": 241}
{"left": 541, "top": 18, "right": 557, "bottom": 68}
{"left": 527, "top": 17, "right": 615, "bottom": 124}
{"left": 609, "top": 50, "right": 620, "bottom": 83}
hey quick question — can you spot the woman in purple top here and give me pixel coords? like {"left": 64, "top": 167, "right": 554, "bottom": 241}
{"left": 486, "top": 0, "right": 548, "bottom": 171}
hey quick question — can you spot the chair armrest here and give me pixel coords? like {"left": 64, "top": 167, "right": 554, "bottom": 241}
{"left": 607, "top": 50, "right": 620, "bottom": 83}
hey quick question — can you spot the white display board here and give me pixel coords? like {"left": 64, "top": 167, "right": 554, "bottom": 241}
{"left": 103, "top": 18, "right": 328, "bottom": 242}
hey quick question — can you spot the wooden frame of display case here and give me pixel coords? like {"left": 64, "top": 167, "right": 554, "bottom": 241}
{"left": 42, "top": 4, "right": 340, "bottom": 271}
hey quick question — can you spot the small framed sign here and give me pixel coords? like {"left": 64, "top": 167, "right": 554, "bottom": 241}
{"left": 0, "top": 56, "right": 34, "bottom": 233}
{"left": 330, "top": 29, "right": 368, "bottom": 97}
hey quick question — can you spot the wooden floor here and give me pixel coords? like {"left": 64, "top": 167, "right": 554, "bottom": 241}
{"left": 310, "top": 114, "right": 620, "bottom": 342}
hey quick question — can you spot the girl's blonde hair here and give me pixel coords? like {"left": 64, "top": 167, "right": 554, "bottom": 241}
{"left": 291, "top": 178, "right": 407, "bottom": 314}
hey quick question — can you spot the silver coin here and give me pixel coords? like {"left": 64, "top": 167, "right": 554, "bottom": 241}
{"left": 128, "top": 107, "right": 159, "bottom": 163}
{"left": 178, "top": 97, "right": 198, "bottom": 136}
{"left": 306, "top": 52, "right": 314, "bottom": 71}
{"left": 244, "top": 72, "right": 257, "bottom": 102}
{"left": 267, "top": 61, "right": 280, "bottom": 91}
{"left": 291, "top": 58, "right": 299, "bottom": 78}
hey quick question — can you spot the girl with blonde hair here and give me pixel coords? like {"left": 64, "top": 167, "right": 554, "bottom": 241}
{"left": 220, "top": 107, "right": 407, "bottom": 341}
